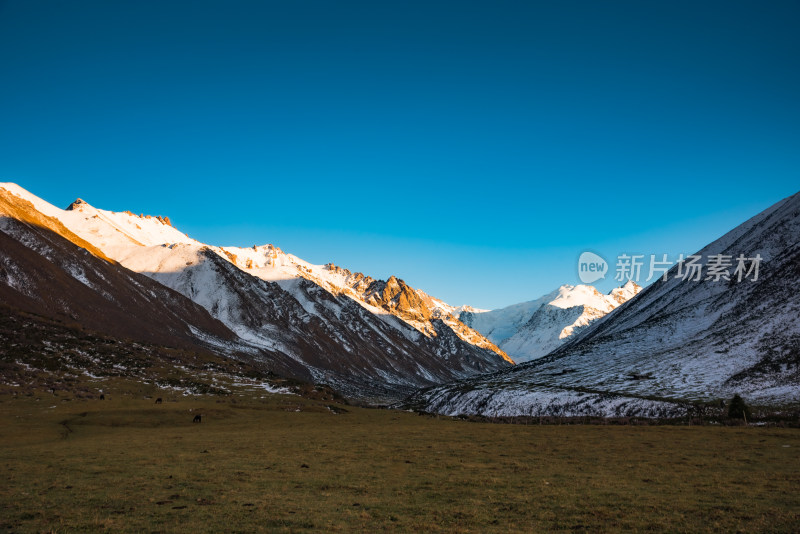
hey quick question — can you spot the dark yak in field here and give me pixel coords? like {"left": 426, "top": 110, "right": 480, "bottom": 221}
{"left": 193, "top": 414, "right": 202, "bottom": 423}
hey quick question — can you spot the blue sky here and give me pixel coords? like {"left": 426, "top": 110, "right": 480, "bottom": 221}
{"left": 1, "top": 1, "right": 798, "bottom": 309}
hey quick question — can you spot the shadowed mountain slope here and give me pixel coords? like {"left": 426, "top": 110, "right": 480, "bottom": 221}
{"left": 409, "top": 191, "right": 800, "bottom": 416}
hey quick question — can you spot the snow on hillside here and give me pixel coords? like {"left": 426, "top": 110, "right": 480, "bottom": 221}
{"left": 409, "top": 190, "right": 800, "bottom": 416}
{"left": 0, "top": 183, "right": 196, "bottom": 253}
{"left": 60, "top": 199, "right": 195, "bottom": 253}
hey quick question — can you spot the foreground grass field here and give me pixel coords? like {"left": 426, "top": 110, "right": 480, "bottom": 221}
{"left": 1, "top": 388, "right": 799, "bottom": 533}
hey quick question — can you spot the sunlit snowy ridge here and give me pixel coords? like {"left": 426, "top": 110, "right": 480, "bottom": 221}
{"left": 0, "top": 183, "right": 515, "bottom": 401}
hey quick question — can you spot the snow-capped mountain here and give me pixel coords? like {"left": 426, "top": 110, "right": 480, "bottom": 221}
{"left": 0, "top": 187, "right": 316, "bottom": 379}
{"left": 0, "top": 183, "right": 511, "bottom": 399}
{"left": 460, "top": 291, "right": 559, "bottom": 345}
{"left": 409, "top": 190, "right": 800, "bottom": 416}
{"left": 460, "top": 281, "right": 641, "bottom": 362}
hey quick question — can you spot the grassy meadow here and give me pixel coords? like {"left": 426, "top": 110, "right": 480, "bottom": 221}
{"left": 1, "top": 385, "right": 799, "bottom": 533}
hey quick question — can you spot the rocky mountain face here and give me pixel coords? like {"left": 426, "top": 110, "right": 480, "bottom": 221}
{"left": 461, "top": 281, "right": 641, "bottom": 362}
{"left": 0, "top": 184, "right": 511, "bottom": 400}
{"left": 408, "top": 191, "right": 800, "bottom": 417}
{"left": 320, "top": 264, "right": 512, "bottom": 363}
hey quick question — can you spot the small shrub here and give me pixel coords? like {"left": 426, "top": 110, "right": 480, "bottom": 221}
{"left": 728, "top": 394, "right": 751, "bottom": 421}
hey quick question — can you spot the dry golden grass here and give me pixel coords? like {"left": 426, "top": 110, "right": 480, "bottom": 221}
{"left": 1, "top": 387, "right": 798, "bottom": 533}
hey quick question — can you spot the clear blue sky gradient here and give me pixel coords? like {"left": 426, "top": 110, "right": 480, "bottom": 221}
{"left": 1, "top": 1, "right": 798, "bottom": 308}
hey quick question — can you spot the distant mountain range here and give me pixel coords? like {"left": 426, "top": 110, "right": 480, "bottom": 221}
{"left": 460, "top": 281, "right": 641, "bottom": 362}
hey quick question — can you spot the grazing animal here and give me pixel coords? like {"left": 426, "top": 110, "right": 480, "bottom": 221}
{"left": 99, "top": 394, "right": 105, "bottom": 400}
{"left": 193, "top": 414, "right": 202, "bottom": 423}
{"left": 155, "top": 397, "right": 163, "bottom": 404}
